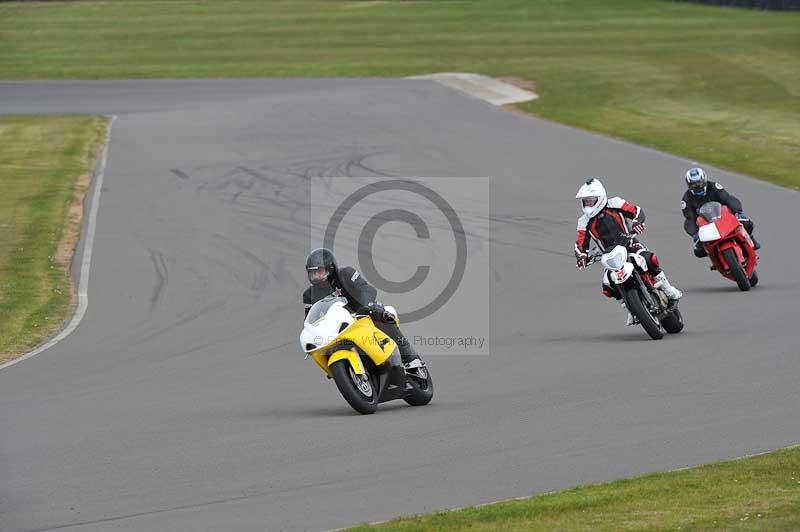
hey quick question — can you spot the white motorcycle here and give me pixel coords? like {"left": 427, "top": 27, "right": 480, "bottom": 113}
{"left": 587, "top": 236, "right": 684, "bottom": 340}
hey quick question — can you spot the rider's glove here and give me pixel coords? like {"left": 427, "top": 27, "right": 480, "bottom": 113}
{"left": 692, "top": 234, "right": 705, "bottom": 257}
{"left": 576, "top": 253, "right": 589, "bottom": 270}
{"left": 735, "top": 211, "right": 750, "bottom": 222}
{"left": 631, "top": 219, "right": 646, "bottom": 234}
{"left": 357, "top": 301, "right": 388, "bottom": 321}
{"left": 356, "top": 301, "right": 382, "bottom": 314}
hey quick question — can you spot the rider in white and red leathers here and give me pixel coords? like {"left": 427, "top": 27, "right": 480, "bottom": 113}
{"left": 574, "top": 178, "right": 682, "bottom": 324}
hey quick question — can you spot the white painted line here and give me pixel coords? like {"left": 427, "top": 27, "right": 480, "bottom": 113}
{"left": 0, "top": 115, "right": 116, "bottom": 371}
{"left": 408, "top": 72, "right": 538, "bottom": 106}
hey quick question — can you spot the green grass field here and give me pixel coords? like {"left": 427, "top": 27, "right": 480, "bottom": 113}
{"left": 0, "top": 115, "right": 107, "bottom": 363}
{"left": 1, "top": 0, "right": 798, "bottom": 187}
{"left": 347, "top": 446, "right": 800, "bottom": 531}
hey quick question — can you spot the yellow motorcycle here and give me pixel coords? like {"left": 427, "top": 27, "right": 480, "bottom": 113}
{"left": 300, "top": 296, "right": 433, "bottom": 414}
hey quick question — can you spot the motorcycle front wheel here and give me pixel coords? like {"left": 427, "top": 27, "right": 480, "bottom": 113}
{"left": 624, "top": 289, "right": 665, "bottom": 340}
{"left": 723, "top": 247, "right": 750, "bottom": 291}
{"left": 330, "top": 360, "right": 378, "bottom": 414}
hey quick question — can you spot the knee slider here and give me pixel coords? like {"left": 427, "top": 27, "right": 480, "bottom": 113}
{"left": 649, "top": 253, "right": 660, "bottom": 268}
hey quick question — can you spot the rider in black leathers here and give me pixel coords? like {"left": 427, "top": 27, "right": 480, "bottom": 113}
{"left": 302, "top": 248, "right": 421, "bottom": 365}
{"left": 682, "top": 167, "right": 759, "bottom": 257}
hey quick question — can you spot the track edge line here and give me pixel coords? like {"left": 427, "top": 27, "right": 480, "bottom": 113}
{"left": 0, "top": 114, "right": 116, "bottom": 371}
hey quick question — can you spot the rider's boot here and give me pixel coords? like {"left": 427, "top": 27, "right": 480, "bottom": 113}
{"left": 621, "top": 301, "right": 638, "bottom": 326}
{"left": 374, "top": 321, "right": 423, "bottom": 367}
{"left": 743, "top": 221, "right": 760, "bottom": 250}
{"left": 654, "top": 271, "right": 683, "bottom": 301}
{"left": 396, "top": 336, "right": 423, "bottom": 368}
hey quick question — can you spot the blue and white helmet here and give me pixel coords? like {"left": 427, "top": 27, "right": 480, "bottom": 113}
{"left": 685, "top": 167, "right": 707, "bottom": 197}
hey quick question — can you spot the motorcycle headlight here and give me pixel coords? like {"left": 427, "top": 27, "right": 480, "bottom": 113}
{"left": 602, "top": 247, "right": 627, "bottom": 270}
{"left": 698, "top": 222, "right": 721, "bottom": 242}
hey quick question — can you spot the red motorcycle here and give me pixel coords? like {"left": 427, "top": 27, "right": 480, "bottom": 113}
{"left": 696, "top": 201, "right": 758, "bottom": 291}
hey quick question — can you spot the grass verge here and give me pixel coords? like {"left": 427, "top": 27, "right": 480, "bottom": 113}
{"left": 0, "top": 0, "right": 798, "bottom": 188}
{"left": 0, "top": 115, "right": 108, "bottom": 364}
{"left": 346, "top": 446, "right": 800, "bottom": 531}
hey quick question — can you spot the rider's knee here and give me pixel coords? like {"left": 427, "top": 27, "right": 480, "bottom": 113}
{"left": 641, "top": 252, "right": 662, "bottom": 275}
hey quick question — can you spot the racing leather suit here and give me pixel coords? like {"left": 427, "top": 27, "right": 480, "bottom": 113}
{"left": 681, "top": 181, "right": 756, "bottom": 257}
{"left": 575, "top": 197, "right": 663, "bottom": 299}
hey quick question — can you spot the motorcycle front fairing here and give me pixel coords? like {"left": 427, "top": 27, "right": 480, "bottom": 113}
{"left": 300, "top": 297, "right": 398, "bottom": 378}
{"left": 300, "top": 297, "right": 408, "bottom": 404}
{"left": 340, "top": 318, "right": 407, "bottom": 403}
{"left": 600, "top": 244, "right": 664, "bottom": 313}
{"left": 602, "top": 246, "right": 635, "bottom": 285}
{"left": 697, "top": 203, "right": 757, "bottom": 278}
{"left": 718, "top": 226, "right": 757, "bottom": 278}
{"left": 601, "top": 245, "right": 650, "bottom": 285}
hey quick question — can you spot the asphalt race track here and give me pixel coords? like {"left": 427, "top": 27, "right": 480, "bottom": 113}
{"left": 1, "top": 80, "right": 799, "bottom": 532}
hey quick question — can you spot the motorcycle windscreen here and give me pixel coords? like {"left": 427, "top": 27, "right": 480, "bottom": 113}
{"left": 698, "top": 201, "right": 723, "bottom": 222}
{"left": 305, "top": 296, "right": 348, "bottom": 325}
{"left": 601, "top": 246, "right": 627, "bottom": 270}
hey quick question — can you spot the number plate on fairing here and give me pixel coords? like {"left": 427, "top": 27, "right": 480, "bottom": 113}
{"left": 610, "top": 262, "right": 634, "bottom": 284}
{"left": 698, "top": 223, "right": 722, "bottom": 242}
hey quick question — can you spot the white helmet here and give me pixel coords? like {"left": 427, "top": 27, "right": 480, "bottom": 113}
{"left": 575, "top": 178, "right": 607, "bottom": 218}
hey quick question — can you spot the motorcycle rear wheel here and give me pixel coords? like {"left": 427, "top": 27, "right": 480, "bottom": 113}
{"left": 660, "top": 308, "right": 684, "bottom": 334}
{"left": 331, "top": 360, "right": 378, "bottom": 414}
{"left": 723, "top": 247, "right": 750, "bottom": 291}
{"left": 404, "top": 366, "right": 434, "bottom": 406}
{"left": 624, "top": 289, "right": 664, "bottom": 340}
{"left": 749, "top": 270, "right": 759, "bottom": 287}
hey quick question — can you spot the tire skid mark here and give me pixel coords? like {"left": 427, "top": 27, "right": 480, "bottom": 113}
{"left": 235, "top": 165, "right": 289, "bottom": 197}
{"left": 147, "top": 248, "right": 168, "bottom": 311}
{"left": 490, "top": 213, "right": 573, "bottom": 237}
{"left": 286, "top": 149, "right": 395, "bottom": 180}
{"left": 210, "top": 233, "right": 273, "bottom": 296}
{"left": 168, "top": 168, "right": 190, "bottom": 180}
{"left": 129, "top": 299, "right": 227, "bottom": 347}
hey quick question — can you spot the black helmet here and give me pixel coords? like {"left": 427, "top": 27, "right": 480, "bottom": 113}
{"left": 305, "top": 248, "right": 337, "bottom": 285}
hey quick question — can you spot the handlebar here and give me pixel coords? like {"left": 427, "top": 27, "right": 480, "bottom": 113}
{"left": 586, "top": 251, "right": 603, "bottom": 266}
{"left": 582, "top": 233, "right": 636, "bottom": 267}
